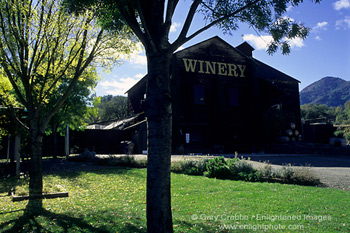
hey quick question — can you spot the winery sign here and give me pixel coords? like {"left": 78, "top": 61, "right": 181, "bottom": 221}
{"left": 182, "top": 58, "right": 246, "bottom": 78}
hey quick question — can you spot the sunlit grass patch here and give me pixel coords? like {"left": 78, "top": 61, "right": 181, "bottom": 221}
{"left": 0, "top": 167, "right": 349, "bottom": 232}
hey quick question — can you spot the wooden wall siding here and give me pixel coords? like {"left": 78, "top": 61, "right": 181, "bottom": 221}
{"left": 127, "top": 36, "right": 301, "bottom": 153}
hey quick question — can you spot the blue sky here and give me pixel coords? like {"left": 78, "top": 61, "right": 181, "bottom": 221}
{"left": 95, "top": 0, "right": 350, "bottom": 97}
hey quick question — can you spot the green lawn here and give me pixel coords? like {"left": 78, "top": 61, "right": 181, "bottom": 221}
{"left": 0, "top": 167, "right": 349, "bottom": 232}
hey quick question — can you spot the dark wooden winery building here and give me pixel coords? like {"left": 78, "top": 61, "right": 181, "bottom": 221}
{"left": 127, "top": 36, "right": 301, "bottom": 154}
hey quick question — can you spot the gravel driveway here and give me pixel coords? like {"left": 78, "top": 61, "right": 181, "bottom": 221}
{"left": 243, "top": 154, "right": 350, "bottom": 191}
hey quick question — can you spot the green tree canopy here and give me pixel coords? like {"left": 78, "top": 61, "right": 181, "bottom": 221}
{"left": 301, "top": 104, "right": 335, "bottom": 123}
{"left": 0, "top": 0, "right": 137, "bottom": 207}
{"left": 301, "top": 102, "right": 350, "bottom": 143}
{"left": 90, "top": 95, "right": 129, "bottom": 123}
{"left": 45, "top": 67, "right": 100, "bottom": 136}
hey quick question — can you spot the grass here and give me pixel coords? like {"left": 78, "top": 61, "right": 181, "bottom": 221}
{"left": 0, "top": 166, "right": 349, "bottom": 232}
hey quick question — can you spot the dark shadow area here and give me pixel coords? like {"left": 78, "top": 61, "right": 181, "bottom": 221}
{"left": 0, "top": 175, "right": 29, "bottom": 197}
{"left": 174, "top": 219, "right": 224, "bottom": 232}
{"left": 245, "top": 154, "right": 350, "bottom": 168}
{"left": 0, "top": 208, "right": 110, "bottom": 233}
{"left": 0, "top": 205, "right": 148, "bottom": 233}
{"left": 41, "top": 158, "right": 139, "bottom": 179}
{"left": 0, "top": 209, "right": 25, "bottom": 215}
{"left": 0, "top": 176, "right": 13, "bottom": 195}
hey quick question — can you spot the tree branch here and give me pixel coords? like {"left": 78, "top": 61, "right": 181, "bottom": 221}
{"left": 172, "top": 0, "right": 202, "bottom": 50}
{"left": 135, "top": 0, "right": 157, "bottom": 52}
{"left": 42, "top": 27, "right": 104, "bottom": 129}
{"left": 7, "top": 105, "right": 30, "bottom": 131}
{"left": 117, "top": 2, "right": 146, "bottom": 45}
{"left": 164, "top": 0, "right": 179, "bottom": 36}
{"left": 172, "top": 0, "right": 262, "bottom": 50}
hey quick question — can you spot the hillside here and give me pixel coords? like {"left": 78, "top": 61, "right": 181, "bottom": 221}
{"left": 300, "top": 77, "right": 350, "bottom": 106}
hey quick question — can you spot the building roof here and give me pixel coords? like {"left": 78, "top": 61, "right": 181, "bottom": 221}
{"left": 236, "top": 42, "right": 255, "bottom": 57}
{"left": 125, "top": 36, "right": 300, "bottom": 94}
{"left": 173, "top": 36, "right": 250, "bottom": 63}
{"left": 86, "top": 113, "right": 143, "bottom": 130}
{"left": 254, "top": 59, "right": 300, "bottom": 84}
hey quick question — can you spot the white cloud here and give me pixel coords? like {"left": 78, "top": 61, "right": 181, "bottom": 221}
{"left": 134, "top": 73, "right": 145, "bottom": 79}
{"left": 333, "top": 0, "right": 350, "bottom": 10}
{"left": 336, "top": 16, "right": 350, "bottom": 29}
{"left": 312, "top": 21, "right": 328, "bottom": 31}
{"left": 170, "top": 22, "right": 181, "bottom": 33}
{"left": 100, "top": 75, "right": 144, "bottom": 96}
{"left": 130, "top": 54, "right": 147, "bottom": 65}
{"left": 121, "top": 42, "right": 147, "bottom": 66}
{"left": 314, "top": 36, "right": 322, "bottom": 41}
{"left": 287, "top": 37, "right": 304, "bottom": 48}
{"left": 242, "top": 34, "right": 305, "bottom": 51}
{"left": 286, "top": 5, "right": 294, "bottom": 12}
{"left": 242, "top": 34, "right": 273, "bottom": 50}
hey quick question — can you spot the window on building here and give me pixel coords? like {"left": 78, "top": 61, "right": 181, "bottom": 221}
{"left": 194, "top": 85, "right": 205, "bottom": 105}
{"left": 228, "top": 88, "right": 239, "bottom": 107}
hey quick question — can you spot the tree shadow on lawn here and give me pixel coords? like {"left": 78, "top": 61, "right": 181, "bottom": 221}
{"left": 0, "top": 175, "right": 30, "bottom": 197}
{"left": 42, "top": 158, "right": 144, "bottom": 179}
{"left": 0, "top": 208, "right": 216, "bottom": 233}
{"left": 174, "top": 219, "right": 223, "bottom": 232}
{"left": 0, "top": 208, "right": 108, "bottom": 233}
{"left": 0, "top": 204, "right": 147, "bottom": 233}
{"left": 0, "top": 177, "right": 12, "bottom": 196}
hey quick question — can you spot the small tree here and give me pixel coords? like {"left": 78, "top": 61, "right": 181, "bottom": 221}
{"left": 0, "top": 0, "right": 136, "bottom": 210}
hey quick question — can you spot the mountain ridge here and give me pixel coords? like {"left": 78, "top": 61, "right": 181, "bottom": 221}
{"left": 300, "top": 77, "right": 350, "bottom": 106}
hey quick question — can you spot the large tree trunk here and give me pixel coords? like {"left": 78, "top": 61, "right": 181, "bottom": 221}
{"left": 27, "top": 119, "right": 44, "bottom": 211}
{"left": 146, "top": 51, "right": 174, "bottom": 233}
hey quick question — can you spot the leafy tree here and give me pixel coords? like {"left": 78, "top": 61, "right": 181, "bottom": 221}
{"left": 335, "top": 101, "right": 350, "bottom": 143}
{"left": 46, "top": 67, "right": 100, "bottom": 135}
{"left": 301, "top": 102, "right": 350, "bottom": 144}
{"left": 300, "top": 104, "right": 335, "bottom": 123}
{"left": 0, "top": 75, "right": 24, "bottom": 154}
{"left": 0, "top": 0, "right": 136, "bottom": 210}
{"left": 65, "top": 0, "right": 320, "bottom": 231}
{"left": 46, "top": 67, "right": 100, "bottom": 157}
{"left": 91, "top": 95, "right": 129, "bottom": 122}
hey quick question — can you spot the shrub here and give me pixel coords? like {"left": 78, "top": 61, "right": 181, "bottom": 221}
{"left": 133, "top": 159, "right": 148, "bottom": 168}
{"left": 95, "top": 155, "right": 135, "bottom": 167}
{"left": 258, "top": 163, "right": 322, "bottom": 187}
{"left": 275, "top": 165, "right": 295, "bottom": 183}
{"left": 257, "top": 164, "right": 274, "bottom": 180}
{"left": 182, "top": 160, "right": 201, "bottom": 175}
{"left": 229, "top": 159, "right": 260, "bottom": 182}
{"left": 171, "top": 159, "right": 209, "bottom": 175}
{"left": 290, "top": 167, "right": 321, "bottom": 186}
{"left": 204, "top": 157, "right": 232, "bottom": 179}
{"left": 171, "top": 161, "right": 183, "bottom": 173}
{"left": 203, "top": 157, "right": 260, "bottom": 181}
